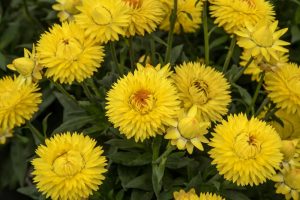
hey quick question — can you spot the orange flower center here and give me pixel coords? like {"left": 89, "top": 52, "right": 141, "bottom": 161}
{"left": 123, "top": 0, "right": 142, "bottom": 8}
{"left": 129, "top": 89, "right": 154, "bottom": 114}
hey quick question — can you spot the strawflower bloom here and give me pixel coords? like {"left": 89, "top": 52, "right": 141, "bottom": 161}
{"left": 273, "top": 166, "right": 300, "bottom": 200}
{"left": 106, "top": 67, "right": 180, "bottom": 142}
{"left": 52, "top": 0, "right": 82, "bottom": 21}
{"left": 172, "top": 62, "right": 231, "bottom": 122}
{"left": 209, "top": 114, "right": 283, "bottom": 186}
{"left": 0, "top": 76, "right": 42, "bottom": 129}
{"left": 199, "top": 193, "right": 225, "bottom": 200}
{"left": 165, "top": 105, "right": 210, "bottom": 154}
{"left": 209, "top": 0, "right": 275, "bottom": 34}
{"left": 264, "top": 63, "right": 300, "bottom": 114}
{"left": 160, "top": 0, "right": 203, "bottom": 33}
{"left": 75, "top": 0, "right": 131, "bottom": 43}
{"left": 280, "top": 139, "right": 300, "bottom": 167}
{"left": 236, "top": 20, "right": 290, "bottom": 62}
{"left": 239, "top": 50, "right": 288, "bottom": 81}
{"left": 37, "top": 22, "right": 104, "bottom": 84}
{"left": 7, "top": 45, "right": 43, "bottom": 83}
{"left": 32, "top": 132, "right": 107, "bottom": 200}
{"left": 123, "top": 0, "right": 164, "bottom": 36}
{"left": 0, "top": 128, "right": 13, "bottom": 144}
{"left": 173, "top": 188, "right": 199, "bottom": 200}
{"left": 136, "top": 63, "right": 173, "bottom": 78}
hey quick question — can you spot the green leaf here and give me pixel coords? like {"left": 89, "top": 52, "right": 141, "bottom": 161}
{"left": 52, "top": 115, "right": 95, "bottom": 134}
{"left": 150, "top": 34, "right": 168, "bottom": 47}
{"left": 0, "top": 21, "right": 20, "bottom": 50}
{"left": 166, "top": 152, "right": 191, "bottom": 169}
{"left": 106, "top": 139, "right": 145, "bottom": 150}
{"left": 118, "top": 165, "right": 140, "bottom": 189}
{"left": 233, "top": 84, "right": 252, "bottom": 106}
{"left": 209, "top": 35, "right": 229, "bottom": 50}
{"left": 170, "top": 44, "right": 184, "bottom": 64}
{"left": 224, "top": 191, "right": 251, "bottom": 200}
{"left": 17, "top": 186, "right": 45, "bottom": 200}
{"left": 125, "top": 174, "right": 152, "bottom": 191}
{"left": 130, "top": 190, "right": 153, "bottom": 200}
{"left": 0, "top": 51, "right": 6, "bottom": 71}
{"left": 42, "top": 113, "right": 52, "bottom": 136}
{"left": 109, "top": 152, "right": 152, "bottom": 166}
{"left": 291, "top": 25, "right": 300, "bottom": 43}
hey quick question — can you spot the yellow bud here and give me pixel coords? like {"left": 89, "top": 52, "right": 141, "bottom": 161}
{"left": 281, "top": 140, "right": 298, "bottom": 161}
{"left": 252, "top": 22, "right": 273, "bottom": 47}
{"left": 285, "top": 168, "right": 300, "bottom": 190}
{"left": 10, "top": 57, "right": 35, "bottom": 76}
{"left": 92, "top": 5, "right": 112, "bottom": 25}
{"left": 178, "top": 115, "right": 209, "bottom": 139}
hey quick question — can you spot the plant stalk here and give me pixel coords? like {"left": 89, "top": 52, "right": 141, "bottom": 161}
{"left": 222, "top": 36, "right": 236, "bottom": 72}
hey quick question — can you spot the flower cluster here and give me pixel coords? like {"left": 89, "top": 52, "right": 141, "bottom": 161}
{"left": 173, "top": 188, "right": 225, "bottom": 200}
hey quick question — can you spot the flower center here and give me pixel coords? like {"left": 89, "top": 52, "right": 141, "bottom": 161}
{"left": 241, "top": 0, "right": 256, "bottom": 7}
{"left": 91, "top": 5, "right": 112, "bottom": 25}
{"left": 56, "top": 38, "right": 82, "bottom": 61}
{"left": 189, "top": 80, "right": 209, "bottom": 105}
{"left": 252, "top": 25, "right": 273, "bottom": 47}
{"left": 234, "top": 133, "right": 261, "bottom": 159}
{"left": 52, "top": 150, "right": 85, "bottom": 177}
{"left": 285, "top": 168, "right": 300, "bottom": 190}
{"left": 123, "top": 0, "right": 142, "bottom": 8}
{"left": 129, "top": 89, "right": 155, "bottom": 114}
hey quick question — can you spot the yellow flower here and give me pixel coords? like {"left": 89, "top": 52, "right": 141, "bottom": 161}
{"left": 209, "top": 114, "right": 283, "bottom": 186}
{"left": 172, "top": 62, "right": 231, "bottom": 122}
{"left": 199, "top": 193, "right": 225, "bottom": 200}
{"left": 123, "top": 0, "right": 164, "bottom": 36}
{"left": 7, "top": 45, "right": 43, "bottom": 83}
{"left": 209, "top": 0, "right": 275, "bottom": 34}
{"left": 106, "top": 68, "right": 180, "bottom": 142}
{"left": 173, "top": 188, "right": 199, "bottom": 200}
{"left": 165, "top": 105, "right": 210, "bottom": 154}
{"left": 136, "top": 63, "right": 173, "bottom": 78}
{"left": 75, "top": 0, "right": 131, "bottom": 43}
{"left": 273, "top": 166, "right": 300, "bottom": 200}
{"left": 270, "top": 109, "right": 300, "bottom": 140}
{"left": 0, "top": 76, "right": 42, "bottom": 129}
{"left": 236, "top": 20, "right": 290, "bottom": 62}
{"left": 240, "top": 50, "right": 288, "bottom": 81}
{"left": 37, "top": 22, "right": 104, "bottom": 84}
{"left": 0, "top": 128, "right": 13, "bottom": 144}
{"left": 32, "top": 132, "right": 107, "bottom": 200}
{"left": 52, "top": 0, "right": 81, "bottom": 21}
{"left": 280, "top": 139, "right": 300, "bottom": 167}
{"left": 160, "top": 0, "right": 203, "bottom": 34}
{"left": 264, "top": 63, "right": 300, "bottom": 115}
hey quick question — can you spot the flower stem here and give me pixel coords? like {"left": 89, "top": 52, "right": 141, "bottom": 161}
{"left": 222, "top": 36, "right": 236, "bottom": 72}
{"left": 27, "top": 121, "right": 44, "bottom": 145}
{"left": 110, "top": 42, "right": 123, "bottom": 74}
{"left": 128, "top": 37, "right": 135, "bottom": 70}
{"left": 255, "top": 97, "right": 270, "bottom": 117}
{"left": 246, "top": 72, "right": 266, "bottom": 116}
{"left": 150, "top": 34, "right": 156, "bottom": 65}
{"left": 82, "top": 81, "right": 94, "bottom": 102}
{"left": 51, "top": 81, "right": 78, "bottom": 105}
{"left": 203, "top": 0, "right": 209, "bottom": 65}
{"left": 87, "top": 79, "right": 102, "bottom": 99}
{"left": 232, "top": 57, "right": 254, "bottom": 82}
{"left": 165, "top": 0, "right": 178, "bottom": 64}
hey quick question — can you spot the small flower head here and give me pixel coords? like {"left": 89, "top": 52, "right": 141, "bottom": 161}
{"left": 165, "top": 106, "right": 210, "bottom": 154}
{"left": 209, "top": 0, "right": 275, "bottom": 34}
{"left": 239, "top": 50, "right": 288, "bottom": 81}
{"left": 106, "top": 67, "right": 180, "bottom": 142}
{"left": 236, "top": 20, "right": 290, "bottom": 62}
{"left": 75, "top": 0, "right": 131, "bottom": 43}
{"left": 32, "top": 132, "right": 107, "bottom": 200}
{"left": 123, "top": 0, "right": 164, "bottom": 36}
{"left": 209, "top": 114, "right": 283, "bottom": 186}
{"left": 0, "top": 128, "right": 13, "bottom": 144}
{"left": 0, "top": 76, "right": 42, "bottom": 129}
{"left": 172, "top": 62, "right": 231, "bottom": 122}
{"left": 173, "top": 188, "right": 199, "bottom": 200}
{"left": 199, "top": 193, "right": 225, "bottom": 200}
{"left": 37, "top": 22, "right": 104, "bottom": 84}
{"left": 136, "top": 63, "right": 173, "bottom": 78}
{"left": 52, "top": 0, "right": 82, "bottom": 21}
{"left": 273, "top": 166, "right": 300, "bottom": 200}
{"left": 264, "top": 63, "right": 300, "bottom": 115}
{"left": 280, "top": 139, "right": 300, "bottom": 166}
{"left": 160, "top": 0, "right": 203, "bottom": 34}
{"left": 7, "top": 45, "right": 43, "bottom": 83}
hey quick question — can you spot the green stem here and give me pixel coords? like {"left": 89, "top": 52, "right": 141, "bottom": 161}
{"left": 165, "top": 0, "right": 178, "bottom": 64}
{"left": 110, "top": 42, "right": 123, "bottom": 74}
{"left": 232, "top": 57, "right": 254, "bottom": 82}
{"left": 203, "top": 0, "right": 209, "bottom": 65}
{"left": 128, "top": 37, "right": 135, "bottom": 70}
{"left": 246, "top": 72, "right": 266, "bottom": 115}
{"left": 150, "top": 34, "right": 156, "bottom": 65}
{"left": 153, "top": 143, "right": 175, "bottom": 164}
{"left": 82, "top": 82, "right": 94, "bottom": 102}
{"left": 88, "top": 79, "right": 102, "bottom": 99}
{"left": 23, "top": 0, "right": 44, "bottom": 30}
{"left": 52, "top": 81, "right": 78, "bottom": 105}
{"left": 222, "top": 36, "right": 236, "bottom": 72}
{"left": 27, "top": 121, "right": 44, "bottom": 145}
{"left": 255, "top": 97, "right": 270, "bottom": 117}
